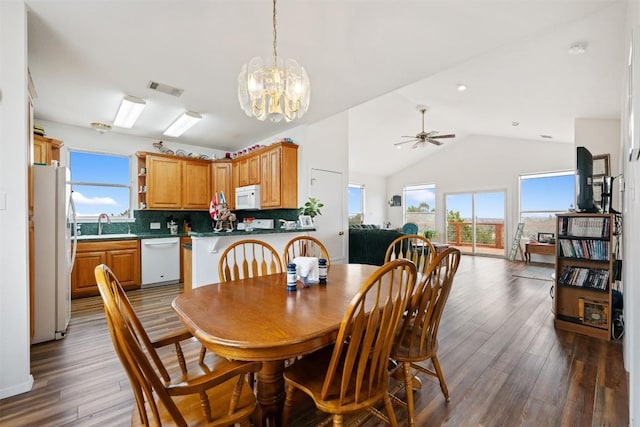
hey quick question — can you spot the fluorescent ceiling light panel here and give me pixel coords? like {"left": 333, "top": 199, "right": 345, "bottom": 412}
{"left": 163, "top": 111, "right": 202, "bottom": 137}
{"left": 113, "top": 95, "right": 146, "bottom": 128}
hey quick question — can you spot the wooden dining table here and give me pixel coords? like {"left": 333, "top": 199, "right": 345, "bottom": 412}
{"left": 172, "top": 263, "right": 379, "bottom": 427}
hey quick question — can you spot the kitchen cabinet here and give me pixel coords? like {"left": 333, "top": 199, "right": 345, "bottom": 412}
{"left": 236, "top": 155, "right": 261, "bottom": 187}
{"left": 137, "top": 152, "right": 211, "bottom": 210}
{"left": 71, "top": 240, "right": 140, "bottom": 298}
{"left": 33, "top": 134, "right": 62, "bottom": 165}
{"left": 212, "top": 160, "right": 233, "bottom": 209}
{"left": 260, "top": 142, "right": 298, "bottom": 208}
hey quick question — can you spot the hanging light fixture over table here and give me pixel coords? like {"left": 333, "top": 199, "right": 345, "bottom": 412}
{"left": 237, "top": 0, "right": 310, "bottom": 122}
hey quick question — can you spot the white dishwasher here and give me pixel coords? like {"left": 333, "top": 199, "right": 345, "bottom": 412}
{"left": 141, "top": 237, "right": 180, "bottom": 287}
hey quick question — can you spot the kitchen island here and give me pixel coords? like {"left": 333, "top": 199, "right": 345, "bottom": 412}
{"left": 188, "top": 228, "right": 315, "bottom": 288}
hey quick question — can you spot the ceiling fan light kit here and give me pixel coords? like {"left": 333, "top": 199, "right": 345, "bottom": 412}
{"left": 237, "top": 0, "right": 310, "bottom": 123}
{"left": 394, "top": 105, "right": 456, "bottom": 149}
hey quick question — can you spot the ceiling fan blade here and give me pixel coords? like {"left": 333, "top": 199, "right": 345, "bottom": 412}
{"left": 394, "top": 139, "right": 419, "bottom": 146}
{"left": 400, "top": 135, "right": 418, "bottom": 139}
{"left": 430, "top": 134, "right": 456, "bottom": 139}
{"left": 427, "top": 139, "right": 444, "bottom": 146}
{"left": 411, "top": 141, "right": 423, "bottom": 149}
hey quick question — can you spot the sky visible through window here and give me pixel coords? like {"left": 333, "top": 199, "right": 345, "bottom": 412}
{"left": 348, "top": 185, "right": 363, "bottom": 216}
{"left": 70, "top": 151, "right": 131, "bottom": 216}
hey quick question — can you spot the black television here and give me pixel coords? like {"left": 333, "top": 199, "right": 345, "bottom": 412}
{"left": 576, "top": 146, "right": 599, "bottom": 213}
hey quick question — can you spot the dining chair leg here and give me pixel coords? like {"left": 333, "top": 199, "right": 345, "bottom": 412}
{"left": 431, "top": 354, "right": 450, "bottom": 402}
{"left": 281, "top": 383, "right": 295, "bottom": 427}
{"left": 332, "top": 413, "right": 344, "bottom": 427}
{"left": 403, "top": 361, "right": 417, "bottom": 427}
{"left": 383, "top": 393, "right": 399, "bottom": 427}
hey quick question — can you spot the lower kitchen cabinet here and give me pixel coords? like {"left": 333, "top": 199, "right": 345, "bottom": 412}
{"left": 72, "top": 240, "right": 140, "bottom": 298}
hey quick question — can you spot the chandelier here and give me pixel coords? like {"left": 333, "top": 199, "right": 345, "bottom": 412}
{"left": 237, "top": 0, "right": 310, "bottom": 122}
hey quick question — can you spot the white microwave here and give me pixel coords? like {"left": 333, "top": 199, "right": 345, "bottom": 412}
{"left": 235, "top": 185, "right": 261, "bottom": 210}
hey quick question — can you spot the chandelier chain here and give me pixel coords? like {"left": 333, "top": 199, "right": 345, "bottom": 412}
{"left": 272, "top": 0, "right": 278, "bottom": 65}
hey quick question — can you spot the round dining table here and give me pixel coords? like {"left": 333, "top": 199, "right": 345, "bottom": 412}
{"left": 172, "top": 263, "right": 379, "bottom": 427}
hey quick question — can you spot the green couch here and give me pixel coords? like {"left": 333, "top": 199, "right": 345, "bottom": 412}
{"left": 348, "top": 225, "right": 405, "bottom": 266}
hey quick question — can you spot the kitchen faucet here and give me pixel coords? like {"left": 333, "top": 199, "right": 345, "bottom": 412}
{"left": 97, "top": 213, "right": 111, "bottom": 235}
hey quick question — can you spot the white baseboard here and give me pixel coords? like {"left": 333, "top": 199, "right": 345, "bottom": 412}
{"left": 0, "top": 374, "right": 34, "bottom": 399}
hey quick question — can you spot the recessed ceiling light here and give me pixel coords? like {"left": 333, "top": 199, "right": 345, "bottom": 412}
{"left": 568, "top": 42, "right": 587, "bottom": 55}
{"left": 457, "top": 83, "right": 468, "bottom": 92}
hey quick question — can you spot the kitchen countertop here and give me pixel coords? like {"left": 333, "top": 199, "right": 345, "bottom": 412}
{"left": 76, "top": 227, "right": 315, "bottom": 242}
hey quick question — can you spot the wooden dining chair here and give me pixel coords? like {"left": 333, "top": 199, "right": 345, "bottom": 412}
{"left": 94, "top": 264, "right": 261, "bottom": 427}
{"left": 281, "top": 259, "right": 418, "bottom": 427}
{"left": 218, "top": 239, "right": 283, "bottom": 281}
{"left": 282, "top": 235, "right": 331, "bottom": 270}
{"left": 389, "top": 247, "right": 461, "bottom": 427}
{"left": 385, "top": 234, "right": 437, "bottom": 277}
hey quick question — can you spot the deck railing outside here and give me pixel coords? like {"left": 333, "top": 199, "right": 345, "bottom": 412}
{"left": 447, "top": 221, "right": 504, "bottom": 249}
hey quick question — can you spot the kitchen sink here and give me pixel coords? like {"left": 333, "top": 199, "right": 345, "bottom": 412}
{"left": 75, "top": 233, "right": 137, "bottom": 240}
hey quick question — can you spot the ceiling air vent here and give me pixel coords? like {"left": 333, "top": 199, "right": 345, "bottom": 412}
{"left": 147, "top": 81, "right": 184, "bottom": 97}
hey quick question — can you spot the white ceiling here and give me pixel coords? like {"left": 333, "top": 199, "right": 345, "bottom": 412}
{"left": 26, "top": 0, "right": 626, "bottom": 177}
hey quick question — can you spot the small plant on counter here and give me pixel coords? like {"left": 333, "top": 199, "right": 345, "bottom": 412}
{"left": 299, "top": 197, "right": 324, "bottom": 219}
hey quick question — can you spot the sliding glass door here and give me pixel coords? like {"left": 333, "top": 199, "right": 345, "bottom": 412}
{"left": 445, "top": 191, "right": 506, "bottom": 256}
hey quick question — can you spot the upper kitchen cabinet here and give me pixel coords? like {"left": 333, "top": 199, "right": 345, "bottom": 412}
{"left": 260, "top": 142, "right": 298, "bottom": 209}
{"left": 236, "top": 155, "right": 261, "bottom": 187}
{"left": 212, "top": 160, "right": 233, "bottom": 209}
{"left": 137, "top": 152, "right": 211, "bottom": 210}
{"left": 33, "top": 134, "right": 62, "bottom": 165}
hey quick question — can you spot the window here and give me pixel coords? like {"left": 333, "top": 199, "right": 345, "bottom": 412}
{"left": 70, "top": 150, "right": 131, "bottom": 218}
{"left": 348, "top": 184, "right": 364, "bottom": 225}
{"left": 519, "top": 171, "right": 575, "bottom": 239}
{"left": 404, "top": 184, "right": 436, "bottom": 234}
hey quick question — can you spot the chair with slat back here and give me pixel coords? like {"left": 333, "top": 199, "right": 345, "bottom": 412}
{"left": 94, "top": 264, "right": 261, "bottom": 427}
{"left": 385, "top": 234, "right": 437, "bottom": 277}
{"left": 389, "top": 247, "right": 461, "bottom": 427}
{"left": 282, "top": 235, "right": 331, "bottom": 271}
{"left": 281, "top": 259, "right": 418, "bottom": 427}
{"left": 218, "top": 239, "right": 283, "bottom": 281}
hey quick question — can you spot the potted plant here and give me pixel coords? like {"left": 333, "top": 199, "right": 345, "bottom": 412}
{"left": 424, "top": 229, "right": 437, "bottom": 239}
{"left": 299, "top": 197, "right": 324, "bottom": 223}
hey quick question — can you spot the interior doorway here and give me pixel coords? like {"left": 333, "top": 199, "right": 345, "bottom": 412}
{"left": 309, "top": 168, "right": 346, "bottom": 262}
{"left": 445, "top": 190, "right": 506, "bottom": 256}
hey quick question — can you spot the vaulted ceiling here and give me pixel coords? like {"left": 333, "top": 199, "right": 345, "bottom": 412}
{"left": 27, "top": 0, "right": 626, "bottom": 176}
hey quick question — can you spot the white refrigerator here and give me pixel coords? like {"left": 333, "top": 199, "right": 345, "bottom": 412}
{"left": 32, "top": 165, "right": 77, "bottom": 344}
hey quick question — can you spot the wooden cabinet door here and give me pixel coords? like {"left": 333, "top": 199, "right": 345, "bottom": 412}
{"left": 33, "top": 135, "right": 49, "bottom": 165}
{"left": 237, "top": 158, "right": 250, "bottom": 187}
{"left": 248, "top": 155, "right": 261, "bottom": 184}
{"left": 260, "top": 148, "right": 281, "bottom": 208}
{"left": 279, "top": 143, "right": 298, "bottom": 208}
{"left": 71, "top": 250, "right": 107, "bottom": 298}
{"left": 106, "top": 248, "right": 140, "bottom": 290}
{"left": 146, "top": 155, "right": 182, "bottom": 209}
{"left": 182, "top": 160, "right": 211, "bottom": 209}
{"left": 212, "top": 161, "right": 233, "bottom": 209}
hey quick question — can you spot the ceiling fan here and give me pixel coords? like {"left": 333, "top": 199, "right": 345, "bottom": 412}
{"left": 394, "top": 105, "right": 455, "bottom": 149}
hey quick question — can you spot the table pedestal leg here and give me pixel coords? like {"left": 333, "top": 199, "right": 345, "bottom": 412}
{"left": 255, "top": 360, "right": 285, "bottom": 427}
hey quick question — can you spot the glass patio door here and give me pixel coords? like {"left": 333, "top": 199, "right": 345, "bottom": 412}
{"left": 445, "top": 191, "right": 506, "bottom": 256}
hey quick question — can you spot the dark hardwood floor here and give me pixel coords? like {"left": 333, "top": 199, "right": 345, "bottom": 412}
{"left": 0, "top": 257, "right": 628, "bottom": 426}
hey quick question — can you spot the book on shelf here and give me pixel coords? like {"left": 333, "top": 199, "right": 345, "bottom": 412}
{"left": 558, "top": 266, "right": 609, "bottom": 290}
{"left": 558, "top": 239, "right": 609, "bottom": 260}
{"left": 558, "top": 216, "right": 610, "bottom": 238}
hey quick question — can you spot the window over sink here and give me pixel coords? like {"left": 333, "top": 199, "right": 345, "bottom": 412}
{"left": 70, "top": 150, "right": 131, "bottom": 219}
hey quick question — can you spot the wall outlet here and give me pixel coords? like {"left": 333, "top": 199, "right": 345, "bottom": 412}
{"left": 150, "top": 222, "right": 161, "bottom": 230}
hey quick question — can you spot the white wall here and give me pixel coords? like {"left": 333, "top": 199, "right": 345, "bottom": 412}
{"left": 575, "top": 118, "right": 622, "bottom": 211}
{"left": 0, "top": 0, "right": 34, "bottom": 399}
{"left": 386, "top": 134, "right": 574, "bottom": 247}
{"left": 623, "top": 1, "right": 640, "bottom": 423}
{"left": 348, "top": 171, "right": 386, "bottom": 227}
